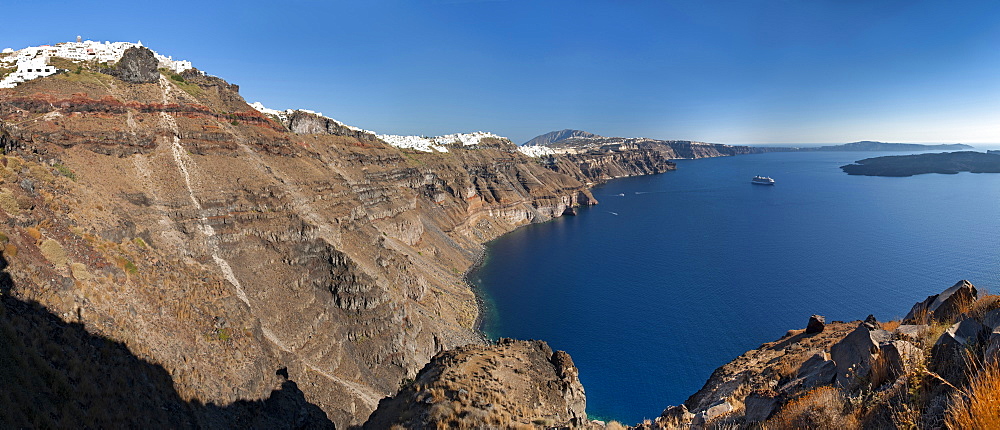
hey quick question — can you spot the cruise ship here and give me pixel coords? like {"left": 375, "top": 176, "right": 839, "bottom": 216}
{"left": 751, "top": 175, "right": 775, "bottom": 185}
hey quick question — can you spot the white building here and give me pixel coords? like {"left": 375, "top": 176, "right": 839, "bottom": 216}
{"left": 0, "top": 38, "right": 195, "bottom": 89}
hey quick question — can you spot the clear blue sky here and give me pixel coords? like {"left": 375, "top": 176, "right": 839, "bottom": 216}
{"left": 5, "top": 0, "right": 1000, "bottom": 145}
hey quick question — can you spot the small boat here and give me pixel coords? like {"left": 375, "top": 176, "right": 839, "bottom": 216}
{"left": 752, "top": 175, "right": 775, "bottom": 185}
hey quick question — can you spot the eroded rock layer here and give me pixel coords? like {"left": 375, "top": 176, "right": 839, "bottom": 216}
{"left": 0, "top": 65, "right": 718, "bottom": 426}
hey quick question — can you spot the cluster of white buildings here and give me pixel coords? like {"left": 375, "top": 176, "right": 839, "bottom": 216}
{"left": 0, "top": 37, "right": 193, "bottom": 89}
{"left": 251, "top": 101, "right": 559, "bottom": 157}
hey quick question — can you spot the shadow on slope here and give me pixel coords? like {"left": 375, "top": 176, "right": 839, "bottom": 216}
{"left": 0, "top": 253, "right": 334, "bottom": 429}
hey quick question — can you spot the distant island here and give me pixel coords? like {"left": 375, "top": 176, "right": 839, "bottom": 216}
{"left": 840, "top": 151, "right": 1000, "bottom": 176}
{"left": 803, "top": 141, "right": 973, "bottom": 152}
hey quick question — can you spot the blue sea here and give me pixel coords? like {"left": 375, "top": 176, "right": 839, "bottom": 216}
{"left": 469, "top": 149, "right": 1000, "bottom": 423}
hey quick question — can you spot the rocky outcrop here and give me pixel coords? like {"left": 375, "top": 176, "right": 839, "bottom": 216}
{"left": 806, "top": 314, "right": 825, "bottom": 334}
{"left": 830, "top": 323, "right": 881, "bottom": 389}
{"left": 673, "top": 321, "right": 858, "bottom": 425}
{"left": 642, "top": 281, "right": 1000, "bottom": 429}
{"left": 523, "top": 129, "right": 600, "bottom": 146}
{"left": 101, "top": 46, "right": 160, "bottom": 83}
{"left": 283, "top": 110, "right": 381, "bottom": 142}
{"left": 903, "top": 279, "right": 978, "bottom": 324}
{"left": 544, "top": 144, "right": 677, "bottom": 183}
{"left": 363, "top": 338, "right": 588, "bottom": 429}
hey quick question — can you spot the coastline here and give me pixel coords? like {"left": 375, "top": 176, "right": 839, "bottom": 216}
{"left": 463, "top": 246, "right": 492, "bottom": 343}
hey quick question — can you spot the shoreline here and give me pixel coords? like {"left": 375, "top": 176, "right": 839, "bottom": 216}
{"left": 462, "top": 245, "right": 491, "bottom": 344}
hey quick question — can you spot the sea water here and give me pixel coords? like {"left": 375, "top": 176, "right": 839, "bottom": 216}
{"left": 469, "top": 149, "right": 1000, "bottom": 423}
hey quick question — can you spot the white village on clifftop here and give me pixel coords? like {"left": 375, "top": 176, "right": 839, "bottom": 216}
{"left": 0, "top": 36, "right": 192, "bottom": 89}
{"left": 3, "top": 37, "right": 557, "bottom": 158}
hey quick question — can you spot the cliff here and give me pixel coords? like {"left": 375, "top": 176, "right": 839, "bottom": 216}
{"left": 9, "top": 44, "right": 981, "bottom": 430}
{"left": 0, "top": 56, "right": 692, "bottom": 427}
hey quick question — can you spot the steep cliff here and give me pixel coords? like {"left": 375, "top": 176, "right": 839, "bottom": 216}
{"left": 0, "top": 62, "right": 673, "bottom": 427}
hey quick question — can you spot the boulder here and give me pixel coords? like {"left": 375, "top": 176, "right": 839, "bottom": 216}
{"left": 985, "top": 328, "right": 1000, "bottom": 363}
{"left": 744, "top": 390, "right": 783, "bottom": 423}
{"left": 895, "top": 324, "right": 929, "bottom": 342}
{"left": 102, "top": 46, "right": 160, "bottom": 84}
{"left": 881, "top": 340, "right": 920, "bottom": 377}
{"left": 830, "top": 323, "right": 879, "bottom": 388}
{"left": 692, "top": 401, "right": 733, "bottom": 426}
{"left": 871, "top": 329, "right": 893, "bottom": 344}
{"left": 658, "top": 404, "right": 694, "bottom": 427}
{"left": 864, "top": 314, "right": 880, "bottom": 330}
{"left": 931, "top": 317, "right": 987, "bottom": 382}
{"left": 903, "top": 280, "right": 978, "bottom": 324}
{"left": 779, "top": 352, "right": 837, "bottom": 393}
{"left": 806, "top": 315, "right": 826, "bottom": 334}
{"left": 983, "top": 308, "right": 1000, "bottom": 330}
{"left": 935, "top": 317, "right": 987, "bottom": 349}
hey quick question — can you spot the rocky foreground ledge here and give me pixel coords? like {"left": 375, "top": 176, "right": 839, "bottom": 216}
{"left": 368, "top": 280, "right": 1000, "bottom": 429}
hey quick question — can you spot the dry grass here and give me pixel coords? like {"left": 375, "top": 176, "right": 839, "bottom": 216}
{"left": 970, "top": 294, "right": 1000, "bottom": 321}
{"left": 0, "top": 190, "right": 18, "bottom": 215}
{"left": 945, "top": 363, "right": 1000, "bottom": 429}
{"left": 882, "top": 320, "right": 901, "bottom": 332}
{"left": 39, "top": 239, "right": 67, "bottom": 267}
{"left": 765, "top": 386, "right": 859, "bottom": 430}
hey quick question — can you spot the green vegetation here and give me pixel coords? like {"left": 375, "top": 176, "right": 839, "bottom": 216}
{"left": 214, "top": 328, "right": 231, "bottom": 342}
{"left": 46, "top": 57, "right": 79, "bottom": 71}
{"left": 159, "top": 68, "right": 203, "bottom": 99}
{"left": 132, "top": 237, "right": 147, "bottom": 248}
{"left": 53, "top": 163, "right": 76, "bottom": 181}
{"left": 53, "top": 69, "right": 113, "bottom": 86}
{"left": 118, "top": 257, "right": 138, "bottom": 275}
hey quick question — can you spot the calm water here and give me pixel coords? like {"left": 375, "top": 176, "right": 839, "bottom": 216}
{"left": 470, "top": 150, "right": 1000, "bottom": 423}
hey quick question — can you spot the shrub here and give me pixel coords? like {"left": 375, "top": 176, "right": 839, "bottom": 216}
{"left": 117, "top": 257, "right": 138, "bottom": 275}
{"left": 0, "top": 191, "right": 18, "bottom": 215}
{"left": 53, "top": 163, "right": 76, "bottom": 181}
{"left": 946, "top": 363, "right": 1000, "bottom": 429}
{"left": 765, "top": 386, "right": 859, "bottom": 429}
{"left": 39, "top": 239, "right": 67, "bottom": 267}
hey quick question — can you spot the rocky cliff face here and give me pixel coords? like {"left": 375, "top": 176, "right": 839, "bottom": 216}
{"left": 364, "top": 338, "right": 589, "bottom": 429}
{"left": 101, "top": 46, "right": 160, "bottom": 84}
{"left": 0, "top": 62, "right": 680, "bottom": 427}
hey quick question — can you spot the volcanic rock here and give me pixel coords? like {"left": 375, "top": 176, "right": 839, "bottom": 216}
{"left": 362, "top": 339, "right": 588, "bottom": 429}
{"left": 806, "top": 314, "right": 826, "bottom": 334}
{"left": 903, "top": 280, "right": 978, "bottom": 324}
{"left": 744, "top": 390, "right": 783, "bottom": 423}
{"left": 101, "top": 46, "right": 160, "bottom": 83}
{"left": 830, "top": 323, "right": 880, "bottom": 389}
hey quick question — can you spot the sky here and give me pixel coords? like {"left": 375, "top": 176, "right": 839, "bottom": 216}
{"left": 4, "top": 0, "right": 1000, "bottom": 145}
